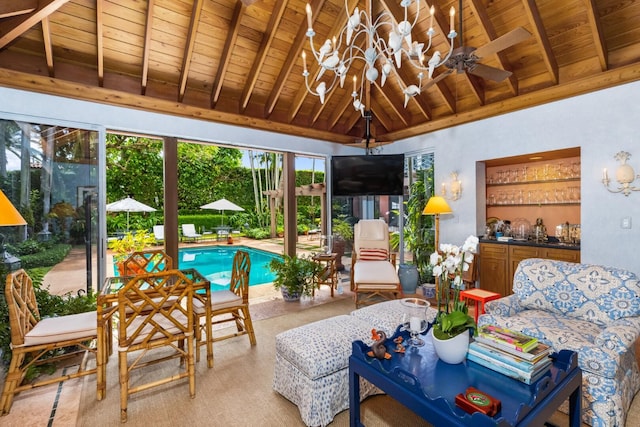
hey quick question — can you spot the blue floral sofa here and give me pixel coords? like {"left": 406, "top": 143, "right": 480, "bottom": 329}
{"left": 478, "top": 258, "right": 640, "bottom": 427}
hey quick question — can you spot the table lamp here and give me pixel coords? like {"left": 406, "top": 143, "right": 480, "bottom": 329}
{"left": 1, "top": 189, "right": 27, "bottom": 271}
{"left": 422, "top": 195, "right": 453, "bottom": 251}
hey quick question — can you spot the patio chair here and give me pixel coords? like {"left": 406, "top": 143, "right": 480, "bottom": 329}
{"left": 1, "top": 269, "right": 99, "bottom": 415}
{"left": 181, "top": 223, "right": 202, "bottom": 242}
{"left": 152, "top": 225, "right": 165, "bottom": 244}
{"left": 122, "top": 249, "right": 173, "bottom": 275}
{"left": 114, "top": 270, "right": 197, "bottom": 422}
{"left": 194, "top": 250, "right": 256, "bottom": 368}
{"left": 350, "top": 219, "right": 401, "bottom": 308}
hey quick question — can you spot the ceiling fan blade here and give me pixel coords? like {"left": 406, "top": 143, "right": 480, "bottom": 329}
{"left": 474, "top": 27, "right": 532, "bottom": 59}
{"left": 422, "top": 68, "right": 454, "bottom": 90}
{"left": 467, "top": 63, "right": 513, "bottom": 82}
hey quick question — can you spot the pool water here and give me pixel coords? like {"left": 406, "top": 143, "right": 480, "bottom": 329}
{"left": 178, "top": 245, "right": 280, "bottom": 292}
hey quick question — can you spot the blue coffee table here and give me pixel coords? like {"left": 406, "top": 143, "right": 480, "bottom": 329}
{"left": 349, "top": 329, "right": 581, "bottom": 427}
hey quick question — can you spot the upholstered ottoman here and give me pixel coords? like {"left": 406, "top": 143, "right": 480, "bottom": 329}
{"left": 273, "top": 315, "right": 378, "bottom": 427}
{"left": 273, "top": 299, "right": 437, "bottom": 426}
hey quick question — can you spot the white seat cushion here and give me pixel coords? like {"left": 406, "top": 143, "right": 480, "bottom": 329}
{"left": 353, "top": 260, "right": 399, "bottom": 287}
{"left": 193, "top": 290, "right": 243, "bottom": 314}
{"left": 122, "top": 311, "right": 191, "bottom": 348}
{"left": 22, "top": 311, "right": 97, "bottom": 347}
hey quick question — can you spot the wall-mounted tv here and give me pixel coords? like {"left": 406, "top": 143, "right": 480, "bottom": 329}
{"left": 331, "top": 154, "right": 405, "bottom": 196}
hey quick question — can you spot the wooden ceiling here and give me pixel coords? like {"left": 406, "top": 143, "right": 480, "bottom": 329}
{"left": 1, "top": 0, "right": 640, "bottom": 147}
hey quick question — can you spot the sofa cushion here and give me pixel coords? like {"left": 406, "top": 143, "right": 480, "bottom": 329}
{"left": 359, "top": 248, "right": 389, "bottom": 261}
{"left": 513, "top": 258, "right": 640, "bottom": 326}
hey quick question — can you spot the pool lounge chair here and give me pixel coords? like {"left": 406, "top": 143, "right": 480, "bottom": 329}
{"left": 153, "top": 225, "right": 165, "bottom": 244}
{"left": 182, "top": 224, "right": 202, "bottom": 242}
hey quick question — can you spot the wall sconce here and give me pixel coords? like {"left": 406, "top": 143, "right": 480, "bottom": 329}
{"left": 441, "top": 172, "right": 462, "bottom": 201}
{"left": 602, "top": 151, "right": 640, "bottom": 196}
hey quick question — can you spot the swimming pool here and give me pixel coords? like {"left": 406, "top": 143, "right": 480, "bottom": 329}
{"left": 179, "top": 245, "right": 280, "bottom": 292}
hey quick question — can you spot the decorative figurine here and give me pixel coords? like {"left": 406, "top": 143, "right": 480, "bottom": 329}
{"left": 367, "top": 329, "right": 391, "bottom": 360}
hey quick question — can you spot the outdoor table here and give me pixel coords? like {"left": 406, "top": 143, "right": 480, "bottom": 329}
{"left": 215, "top": 226, "right": 232, "bottom": 241}
{"left": 312, "top": 253, "right": 338, "bottom": 296}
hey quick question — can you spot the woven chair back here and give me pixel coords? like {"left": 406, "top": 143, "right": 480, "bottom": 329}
{"left": 116, "top": 270, "right": 194, "bottom": 349}
{"left": 230, "top": 250, "right": 251, "bottom": 303}
{"left": 5, "top": 269, "right": 40, "bottom": 346}
{"left": 122, "top": 249, "right": 173, "bottom": 276}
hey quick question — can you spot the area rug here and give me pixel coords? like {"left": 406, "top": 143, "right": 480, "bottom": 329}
{"left": 76, "top": 297, "right": 640, "bottom": 427}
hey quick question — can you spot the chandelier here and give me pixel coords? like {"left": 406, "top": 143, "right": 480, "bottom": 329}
{"left": 302, "top": 0, "right": 457, "bottom": 114}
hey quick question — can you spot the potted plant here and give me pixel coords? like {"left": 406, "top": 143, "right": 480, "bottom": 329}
{"left": 269, "top": 254, "right": 323, "bottom": 302}
{"left": 108, "top": 230, "right": 156, "bottom": 275}
{"left": 428, "top": 235, "right": 479, "bottom": 364}
{"left": 404, "top": 169, "right": 436, "bottom": 290}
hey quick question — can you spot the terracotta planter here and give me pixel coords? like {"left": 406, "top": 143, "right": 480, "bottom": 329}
{"left": 431, "top": 329, "right": 470, "bottom": 364}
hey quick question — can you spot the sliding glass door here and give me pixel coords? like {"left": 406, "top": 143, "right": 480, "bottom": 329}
{"left": 0, "top": 117, "right": 104, "bottom": 294}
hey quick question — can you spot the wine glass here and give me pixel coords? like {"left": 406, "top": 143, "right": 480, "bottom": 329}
{"left": 401, "top": 298, "right": 430, "bottom": 347}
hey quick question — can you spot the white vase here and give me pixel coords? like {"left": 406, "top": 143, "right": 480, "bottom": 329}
{"left": 431, "top": 329, "right": 470, "bottom": 364}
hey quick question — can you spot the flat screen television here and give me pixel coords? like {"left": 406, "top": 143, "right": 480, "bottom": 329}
{"left": 331, "top": 154, "right": 405, "bottom": 196}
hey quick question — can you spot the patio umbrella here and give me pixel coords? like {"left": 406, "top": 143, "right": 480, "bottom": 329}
{"left": 106, "top": 196, "right": 156, "bottom": 231}
{"left": 200, "top": 198, "right": 244, "bottom": 226}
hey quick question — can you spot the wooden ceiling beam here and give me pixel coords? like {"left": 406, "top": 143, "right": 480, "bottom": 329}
{"left": 211, "top": 1, "right": 245, "bottom": 107}
{"left": 96, "top": 0, "right": 104, "bottom": 86}
{"left": 0, "top": 67, "right": 363, "bottom": 143}
{"left": 141, "top": 0, "right": 156, "bottom": 95}
{"left": 240, "top": 0, "right": 288, "bottom": 111}
{"left": 368, "top": 97, "right": 393, "bottom": 134}
{"left": 468, "top": 0, "right": 518, "bottom": 95}
{"left": 265, "top": 0, "right": 328, "bottom": 117}
{"left": 41, "top": 17, "right": 54, "bottom": 77}
{"left": 522, "top": 0, "right": 558, "bottom": 84}
{"left": 584, "top": 0, "right": 608, "bottom": 71}
{"left": 0, "top": 0, "right": 70, "bottom": 49}
{"left": 327, "top": 92, "right": 354, "bottom": 131}
{"left": 372, "top": 81, "right": 407, "bottom": 128}
{"left": 381, "top": 61, "right": 640, "bottom": 141}
{"left": 178, "top": 0, "right": 204, "bottom": 103}
{"left": 0, "top": 0, "right": 37, "bottom": 19}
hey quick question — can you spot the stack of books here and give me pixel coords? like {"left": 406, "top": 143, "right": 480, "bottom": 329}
{"left": 467, "top": 325, "right": 553, "bottom": 384}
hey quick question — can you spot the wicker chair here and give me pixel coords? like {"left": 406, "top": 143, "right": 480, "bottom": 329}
{"left": 122, "top": 248, "right": 173, "bottom": 274}
{"left": 194, "top": 250, "right": 256, "bottom": 368}
{"left": 350, "top": 219, "right": 401, "bottom": 308}
{"left": 0, "top": 269, "right": 98, "bottom": 415}
{"left": 114, "top": 270, "right": 198, "bottom": 422}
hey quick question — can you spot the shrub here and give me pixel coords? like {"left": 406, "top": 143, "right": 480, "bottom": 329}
{"left": 18, "top": 244, "right": 72, "bottom": 269}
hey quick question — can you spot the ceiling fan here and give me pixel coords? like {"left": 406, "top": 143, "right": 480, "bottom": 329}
{"left": 442, "top": 0, "right": 532, "bottom": 83}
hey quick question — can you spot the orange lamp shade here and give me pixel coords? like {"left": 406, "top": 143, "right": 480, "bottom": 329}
{"left": 0, "top": 190, "right": 27, "bottom": 226}
{"left": 422, "top": 195, "right": 453, "bottom": 215}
